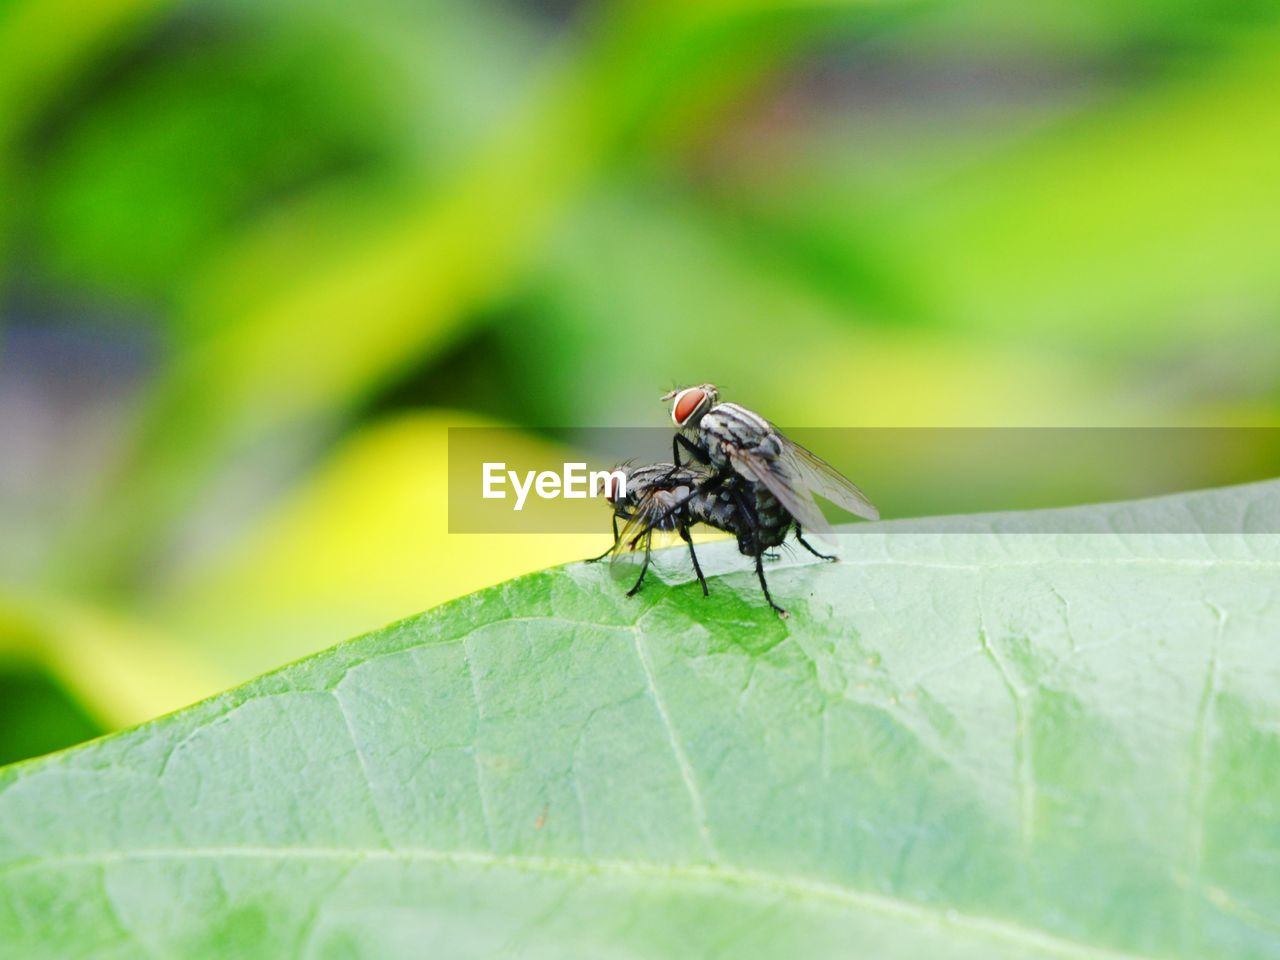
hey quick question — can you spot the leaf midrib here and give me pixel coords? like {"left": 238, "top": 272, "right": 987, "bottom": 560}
{"left": 0, "top": 845, "right": 1156, "bottom": 960}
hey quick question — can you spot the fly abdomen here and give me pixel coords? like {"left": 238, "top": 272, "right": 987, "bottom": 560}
{"left": 752, "top": 487, "right": 791, "bottom": 549}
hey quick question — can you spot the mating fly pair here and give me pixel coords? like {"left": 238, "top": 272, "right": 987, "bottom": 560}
{"left": 590, "top": 384, "right": 878, "bottom": 617}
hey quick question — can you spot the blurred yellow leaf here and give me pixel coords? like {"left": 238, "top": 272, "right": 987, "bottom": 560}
{"left": 0, "top": 591, "right": 226, "bottom": 729}
{"left": 150, "top": 412, "right": 608, "bottom": 677}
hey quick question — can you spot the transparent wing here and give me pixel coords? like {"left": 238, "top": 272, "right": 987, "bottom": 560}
{"left": 608, "top": 487, "right": 694, "bottom": 565}
{"left": 722, "top": 443, "right": 835, "bottom": 539}
{"left": 777, "top": 435, "right": 879, "bottom": 521}
{"left": 722, "top": 430, "right": 878, "bottom": 546}
{"left": 608, "top": 510, "right": 652, "bottom": 564}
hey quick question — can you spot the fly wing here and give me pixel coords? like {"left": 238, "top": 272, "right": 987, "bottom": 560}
{"left": 608, "top": 505, "right": 653, "bottom": 564}
{"left": 607, "top": 515, "right": 650, "bottom": 565}
{"left": 778, "top": 435, "right": 879, "bottom": 521}
{"left": 722, "top": 442, "right": 835, "bottom": 539}
{"left": 608, "top": 486, "right": 693, "bottom": 565}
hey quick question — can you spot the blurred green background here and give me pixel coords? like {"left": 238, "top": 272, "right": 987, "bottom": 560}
{"left": 1, "top": 0, "right": 1278, "bottom": 764}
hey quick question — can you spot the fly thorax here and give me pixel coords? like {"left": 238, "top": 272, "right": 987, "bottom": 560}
{"left": 652, "top": 488, "right": 690, "bottom": 530}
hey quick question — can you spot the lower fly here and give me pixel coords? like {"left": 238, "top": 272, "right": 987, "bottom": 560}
{"left": 588, "top": 461, "right": 835, "bottom": 617}
{"left": 588, "top": 463, "right": 708, "bottom": 598}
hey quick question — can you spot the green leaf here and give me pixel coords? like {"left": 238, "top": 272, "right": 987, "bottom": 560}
{"left": 150, "top": 412, "right": 612, "bottom": 679}
{"left": 0, "top": 590, "right": 231, "bottom": 729}
{"left": 3, "top": 481, "right": 1278, "bottom": 958}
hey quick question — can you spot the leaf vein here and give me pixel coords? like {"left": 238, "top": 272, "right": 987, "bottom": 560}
{"left": 631, "top": 629, "right": 719, "bottom": 862}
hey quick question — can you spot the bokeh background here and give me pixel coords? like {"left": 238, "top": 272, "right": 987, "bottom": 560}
{"left": 2, "top": 0, "right": 1278, "bottom": 764}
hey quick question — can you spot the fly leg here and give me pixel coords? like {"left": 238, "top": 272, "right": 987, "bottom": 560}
{"left": 586, "top": 514, "right": 621, "bottom": 563}
{"left": 690, "top": 470, "right": 735, "bottom": 506}
{"left": 724, "top": 484, "right": 758, "bottom": 528}
{"left": 723, "top": 487, "right": 785, "bottom": 616}
{"left": 794, "top": 524, "right": 837, "bottom": 562}
{"left": 726, "top": 486, "right": 776, "bottom": 561}
{"left": 626, "top": 530, "right": 654, "bottom": 597}
{"left": 672, "top": 433, "right": 710, "bottom": 470}
{"left": 679, "top": 526, "right": 709, "bottom": 597}
{"left": 723, "top": 485, "right": 765, "bottom": 553}
{"left": 754, "top": 552, "right": 788, "bottom": 618}
{"left": 695, "top": 471, "right": 725, "bottom": 494}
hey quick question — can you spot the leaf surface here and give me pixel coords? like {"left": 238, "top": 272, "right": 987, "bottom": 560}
{"left": 2, "top": 481, "right": 1279, "bottom": 959}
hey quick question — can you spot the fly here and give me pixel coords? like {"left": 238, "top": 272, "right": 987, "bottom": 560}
{"left": 660, "top": 383, "right": 878, "bottom": 545}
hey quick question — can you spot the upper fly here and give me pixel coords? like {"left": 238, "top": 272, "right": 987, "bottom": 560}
{"left": 660, "top": 383, "right": 879, "bottom": 544}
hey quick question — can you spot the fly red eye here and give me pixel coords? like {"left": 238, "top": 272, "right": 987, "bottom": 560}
{"left": 673, "top": 388, "right": 706, "bottom": 425}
